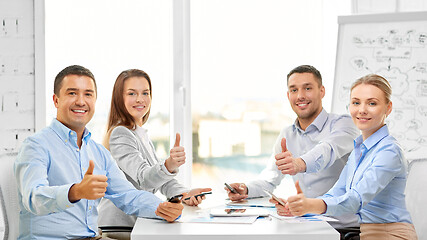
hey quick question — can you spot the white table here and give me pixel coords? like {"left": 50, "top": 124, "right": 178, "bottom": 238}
{"left": 131, "top": 198, "right": 339, "bottom": 240}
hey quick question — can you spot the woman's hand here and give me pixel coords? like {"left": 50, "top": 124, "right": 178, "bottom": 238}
{"left": 165, "top": 133, "right": 185, "bottom": 173}
{"left": 287, "top": 181, "right": 327, "bottom": 216}
{"left": 182, "top": 188, "right": 212, "bottom": 206}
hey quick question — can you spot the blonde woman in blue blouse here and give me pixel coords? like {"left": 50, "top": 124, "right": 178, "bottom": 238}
{"left": 98, "top": 69, "right": 211, "bottom": 237}
{"left": 271, "top": 74, "right": 417, "bottom": 240}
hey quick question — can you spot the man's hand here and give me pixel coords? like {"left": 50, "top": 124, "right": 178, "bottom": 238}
{"left": 275, "top": 138, "right": 306, "bottom": 175}
{"left": 68, "top": 160, "right": 108, "bottom": 202}
{"left": 182, "top": 188, "right": 212, "bottom": 206}
{"left": 224, "top": 183, "right": 248, "bottom": 201}
{"left": 165, "top": 133, "right": 185, "bottom": 173}
{"left": 155, "top": 201, "right": 184, "bottom": 222}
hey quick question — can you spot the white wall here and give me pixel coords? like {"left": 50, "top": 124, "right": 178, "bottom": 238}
{"left": 352, "top": 0, "right": 427, "bottom": 13}
{"left": 0, "top": 0, "right": 42, "bottom": 155}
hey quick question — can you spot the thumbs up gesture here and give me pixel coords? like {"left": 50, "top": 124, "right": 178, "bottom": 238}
{"left": 68, "top": 160, "right": 108, "bottom": 202}
{"left": 165, "top": 133, "right": 186, "bottom": 173}
{"left": 286, "top": 181, "right": 307, "bottom": 216}
{"left": 281, "top": 137, "right": 288, "bottom": 152}
{"left": 286, "top": 181, "right": 327, "bottom": 216}
{"left": 275, "top": 138, "right": 306, "bottom": 175}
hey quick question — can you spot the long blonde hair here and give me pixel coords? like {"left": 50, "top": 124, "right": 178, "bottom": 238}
{"left": 103, "top": 69, "right": 152, "bottom": 149}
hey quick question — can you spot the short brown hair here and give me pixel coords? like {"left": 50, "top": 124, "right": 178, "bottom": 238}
{"left": 54, "top": 65, "right": 97, "bottom": 96}
{"left": 287, "top": 65, "right": 322, "bottom": 87}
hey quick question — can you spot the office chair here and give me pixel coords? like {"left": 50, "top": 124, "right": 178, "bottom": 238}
{"left": 405, "top": 159, "right": 427, "bottom": 240}
{"left": 336, "top": 227, "right": 360, "bottom": 240}
{"left": 0, "top": 186, "right": 6, "bottom": 239}
{"left": 99, "top": 226, "right": 132, "bottom": 240}
{"left": 98, "top": 199, "right": 134, "bottom": 240}
{"left": 0, "top": 153, "right": 20, "bottom": 240}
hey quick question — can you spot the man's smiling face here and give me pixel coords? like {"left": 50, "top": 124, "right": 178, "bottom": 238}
{"left": 53, "top": 74, "right": 96, "bottom": 134}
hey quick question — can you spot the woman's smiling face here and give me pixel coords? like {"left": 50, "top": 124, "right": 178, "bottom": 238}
{"left": 349, "top": 83, "right": 392, "bottom": 140}
{"left": 123, "top": 76, "right": 151, "bottom": 126}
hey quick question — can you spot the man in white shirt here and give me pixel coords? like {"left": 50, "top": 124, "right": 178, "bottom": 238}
{"left": 226, "top": 65, "right": 360, "bottom": 237}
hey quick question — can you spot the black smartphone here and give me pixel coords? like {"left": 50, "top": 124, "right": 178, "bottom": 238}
{"left": 168, "top": 194, "right": 183, "bottom": 203}
{"left": 224, "top": 183, "right": 240, "bottom": 194}
{"left": 184, "top": 191, "right": 212, "bottom": 201}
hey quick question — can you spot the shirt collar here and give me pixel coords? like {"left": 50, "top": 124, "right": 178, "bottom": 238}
{"left": 50, "top": 118, "right": 92, "bottom": 145}
{"left": 293, "top": 108, "right": 327, "bottom": 132}
{"left": 354, "top": 124, "right": 389, "bottom": 150}
{"left": 135, "top": 125, "right": 149, "bottom": 138}
{"left": 136, "top": 125, "right": 148, "bottom": 133}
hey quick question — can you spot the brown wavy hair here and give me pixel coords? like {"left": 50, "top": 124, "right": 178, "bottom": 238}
{"left": 103, "top": 69, "right": 152, "bottom": 149}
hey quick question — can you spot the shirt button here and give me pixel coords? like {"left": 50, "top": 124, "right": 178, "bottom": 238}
{"left": 89, "top": 206, "right": 92, "bottom": 210}
{"left": 65, "top": 140, "right": 68, "bottom": 143}
{"left": 76, "top": 149, "right": 79, "bottom": 152}
{"left": 71, "top": 132, "right": 74, "bottom": 135}
{"left": 66, "top": 205, "right": 70, "bottom": 208}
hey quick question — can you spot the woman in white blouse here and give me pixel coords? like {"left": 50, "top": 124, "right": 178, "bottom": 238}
{"left": 98, "top": 69, "right": 211, "bottom": 239}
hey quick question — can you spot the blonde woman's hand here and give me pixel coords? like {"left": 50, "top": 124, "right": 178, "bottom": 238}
{"left": 287, "top": 181, "right": 326, "bottom": 216}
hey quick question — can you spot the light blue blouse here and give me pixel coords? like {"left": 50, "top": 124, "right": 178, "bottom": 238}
{"left": 320, "top": 125, "right": 413, "bottom": 224}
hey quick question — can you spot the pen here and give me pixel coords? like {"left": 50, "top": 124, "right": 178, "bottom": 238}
{"left": 225, "top": 196, "right": 265, "bottom": 201}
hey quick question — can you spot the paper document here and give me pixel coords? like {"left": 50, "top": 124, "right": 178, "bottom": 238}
{"left": 181, "top": 216, "right": 258, "bottom": 224}
{"left": 270, "top": 212, "right": 338, "bottom": 222}
{"left": 226, "top": 196, "right": 274, "bottom": 208}
{"left": 308, "top": 215, "right": 338, "bottom": 222}
{"left": 210, "top": 207, "right": 270, "bottom": 217}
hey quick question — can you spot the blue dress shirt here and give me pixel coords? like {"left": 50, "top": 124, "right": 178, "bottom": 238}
{"left": 320, "top": 125, "right": 413, "bottom": 224}
{"left": 14, "top": 119, "right": 163, "bottom": 239}
{"left": 246, "top": 109, "right": 360, "bottom": 228}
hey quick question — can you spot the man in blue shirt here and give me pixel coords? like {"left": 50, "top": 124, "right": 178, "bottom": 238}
{"left": 226, "top": 65, "right": 360, "bottom": 236}
{"left": 14, "top": 65, "right": 183, "bottom": 239}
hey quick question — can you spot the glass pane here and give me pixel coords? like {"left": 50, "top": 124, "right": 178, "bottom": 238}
{"left": 191, "top": 0, "right": 351, "bottom": 196}
{"left": 45, "top": 0, "right": 172, "bottom": 158}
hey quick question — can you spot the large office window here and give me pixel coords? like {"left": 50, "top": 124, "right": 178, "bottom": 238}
{"left": 190, "top": 0, "right": 351, "bottom": 196}
{"left": 45, "top": 0, "right": 172, "bottom": 159}
{"left": 45, "top": 0, "right": 352, "bottom": 197}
